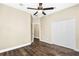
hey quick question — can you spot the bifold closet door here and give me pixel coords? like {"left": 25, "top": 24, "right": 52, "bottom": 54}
{"left": 51, "top": 19, "right": 76, "bottom": 49}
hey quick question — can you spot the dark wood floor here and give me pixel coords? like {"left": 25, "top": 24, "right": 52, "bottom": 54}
{"left": 0, "top": 38, "right": 79, "bottom": 56}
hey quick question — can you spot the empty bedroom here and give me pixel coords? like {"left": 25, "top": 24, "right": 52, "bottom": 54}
{"left": 0, "top": 2, "right": 79, "bottom": 56}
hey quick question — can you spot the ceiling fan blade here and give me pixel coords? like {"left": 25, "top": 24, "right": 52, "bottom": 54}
{"left": 27, "top": 7, "right": 37, "bottom": 10}
{"left": 43, "top": 7, "right": 54, "bottom": 10}
{"left": 42, "top": 11, "right": 46, "bottom": 15}
{"left": 34, "top": 11, "right": 38, "bottom": 15}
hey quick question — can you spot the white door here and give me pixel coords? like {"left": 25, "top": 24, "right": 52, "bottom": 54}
{"left": 51, "top": 19, "right": 76, "bottom": 49}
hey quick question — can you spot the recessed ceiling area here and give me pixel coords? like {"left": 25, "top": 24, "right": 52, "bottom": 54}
{"left": 3, "top": 3, "right": 77, "bottom": 17}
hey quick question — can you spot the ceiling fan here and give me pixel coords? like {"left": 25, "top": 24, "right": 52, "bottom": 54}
{"left": 27, "top": 3, "right": 55, "bottom": 15}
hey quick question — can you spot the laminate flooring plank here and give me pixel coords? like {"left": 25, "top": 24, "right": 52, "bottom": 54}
{"left": 0, "top": 38, "right": 79, "bottom": 56}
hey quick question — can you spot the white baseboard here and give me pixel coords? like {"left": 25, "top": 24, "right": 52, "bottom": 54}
{"left": 74, "top": 49, "right": 79, "bottom": 52}
{"left": 40, "top": 40, "right": 53, "bottom": 44}
{"left": 41, "top": 40, "right": 79, "bottom": 52}
{"left": 0, "top": 42, "right": 31, "bottom": 53}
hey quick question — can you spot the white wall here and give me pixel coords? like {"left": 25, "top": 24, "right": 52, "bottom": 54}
{"left": 40, "top": 4, "right": 79, "bottom": 50}
{"left": 0, "top": 4, "right": 31, "bottom": 50}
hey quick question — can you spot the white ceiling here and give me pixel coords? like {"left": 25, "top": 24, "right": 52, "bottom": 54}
{"left": 3, "top": 3, "right": 77, "bottom": 17}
